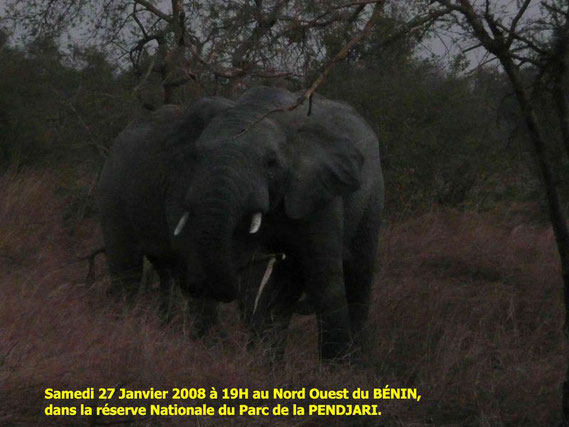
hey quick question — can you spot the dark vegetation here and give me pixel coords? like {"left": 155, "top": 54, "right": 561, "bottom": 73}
{"left": 0, "top": 0, "right": 568, "bottom": 424}
{"left": 0, "top": 172, "right": 563, "bottom": 425}
{"left": 0, "top": 27, "right": 552, "bottom": 218}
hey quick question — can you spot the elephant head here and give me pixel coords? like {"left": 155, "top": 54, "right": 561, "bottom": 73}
{"left": 172, "top": 87, "right": 364, "bottom": 307}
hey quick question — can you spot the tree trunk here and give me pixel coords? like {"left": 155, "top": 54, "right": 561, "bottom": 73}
{"left": 551, "top": 22, "right": 569, "bottom": 159}
{"left": 553, "top": 71, "right": 569, "bottom": 159}
{"left": 498, "top": 54, "right": 569, "bottom": 422}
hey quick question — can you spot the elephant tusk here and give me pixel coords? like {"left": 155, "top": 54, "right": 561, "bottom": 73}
{"left": 252, "top": 256, "right": 277, "bottom": 316}
{"left": 174, "top": 211, "right": 190, "bottom": 236}
{"left": 249, "top": 212, "right": 262, "bottom": 234}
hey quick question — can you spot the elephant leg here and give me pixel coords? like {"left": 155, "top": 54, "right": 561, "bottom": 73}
{"left": 146, "top": 257, "right": 174, "bottom": 322}
{"left": 293, "top": 294, "right": 314, "bottom": 315}
{"left": 102, "top": 219, "right": 143, "bottom": 306}
{"left": 158, "top": 269, "right": 173, "bottom": 320}
{"left": 297, "top": 202, "right": 352, "bottom": 361}
{"left": 344, "top": 261, "right": 373, "bottom": 352}
{"left": 109, "top": 262, "right": 143, "bottom": 306}
{"left": 345, "top": 198, "right": 382, "bottom": 353}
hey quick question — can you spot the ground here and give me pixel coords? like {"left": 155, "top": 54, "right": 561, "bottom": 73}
{"left": 0, "top": 170, "right": 564, "bottom": 425}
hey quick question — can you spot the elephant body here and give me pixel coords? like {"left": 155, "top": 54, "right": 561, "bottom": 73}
{"left": 98, "top": 99, "right": 235, "bottom": 297}
{"left": 97, "top": 87, "right": 384, "bottom": 360}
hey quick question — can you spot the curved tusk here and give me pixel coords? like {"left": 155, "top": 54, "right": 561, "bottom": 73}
{"left": 249, "top": 212, "right": 262, "bottom": 234}
{"left": 174, "top": 211, "right": 190, "bottom": 236}
{"left": 253, "top": 256, "right": 277, "bottom": 316}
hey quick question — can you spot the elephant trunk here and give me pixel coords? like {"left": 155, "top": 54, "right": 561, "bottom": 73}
{"left": 191, "top": 173, "right": 247, "bottom": 302}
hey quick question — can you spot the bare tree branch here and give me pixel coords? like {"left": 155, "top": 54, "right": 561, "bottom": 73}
{"left": 506, "top": 0, "right": 531, "bottom": 47}
{"left": 133, "top": 0, "right": 171, "bottom": 23}
{"left": 232, "top": 1, "right": 451, "bottom": 138}
{"left": 302, "top": 0, "right": 385, "bottom": 102}
{"left": 232, "top": 1, "right": 387, "bottom": 136}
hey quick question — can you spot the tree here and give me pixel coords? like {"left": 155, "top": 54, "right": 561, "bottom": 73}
{"left": 0, "top": 31, "right": 136, "bottom": 168}
{"left": 2, "top": 1, "right": 448, "bottom": 105}
{"left": 428, "top": 0, "right": 569, "bottom": 421}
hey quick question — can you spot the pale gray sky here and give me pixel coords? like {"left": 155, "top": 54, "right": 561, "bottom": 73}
{"left": 0, "top": 0, "right": 546, "bottom": 73}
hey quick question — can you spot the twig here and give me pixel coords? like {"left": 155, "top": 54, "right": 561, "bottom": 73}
{"left": 232, "top": 2, "right": 450, "bottom": 138}
{"left": 133, "top": 0, "right": 171, "bottom": 23}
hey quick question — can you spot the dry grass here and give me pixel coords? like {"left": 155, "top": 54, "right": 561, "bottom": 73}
{"left": 0, "top": 170, "right": 565, "bottom": 426}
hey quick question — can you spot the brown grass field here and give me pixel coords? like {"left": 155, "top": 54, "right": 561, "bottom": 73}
{"left": 0, "top": 170, "right": 565, "bottom": 426}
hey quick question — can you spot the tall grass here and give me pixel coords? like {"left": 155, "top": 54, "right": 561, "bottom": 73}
{"left": 0, "top": 171, "right": 564, "bottom": 425}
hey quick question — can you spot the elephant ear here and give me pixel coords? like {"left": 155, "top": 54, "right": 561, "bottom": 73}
{"left": 284, "top": 123, "right": 364, "bottom": 219}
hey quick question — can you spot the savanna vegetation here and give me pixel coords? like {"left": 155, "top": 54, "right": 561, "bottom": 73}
{"left": 0, "top": 0, "right": 568, "bottom": 425}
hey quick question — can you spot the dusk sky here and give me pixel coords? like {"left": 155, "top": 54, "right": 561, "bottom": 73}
{"left": 0, "top": 0, "right": 545, "bottom": 72}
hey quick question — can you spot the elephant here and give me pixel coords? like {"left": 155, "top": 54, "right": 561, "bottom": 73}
{"left": 97, "top": 97, "right": 298, "bottom": 339}
{"left": 97, "top": 86, "right": 384, "bottom": 361}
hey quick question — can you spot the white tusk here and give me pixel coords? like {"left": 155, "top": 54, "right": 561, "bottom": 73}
{"left": 174, "top": 211, "right": 190, "bottom": 236}
{"left": 249, "top": 212, "right": 262, "bottom": 234}
{"left": 253, "top": 256, "right": 277, "bottom": 316}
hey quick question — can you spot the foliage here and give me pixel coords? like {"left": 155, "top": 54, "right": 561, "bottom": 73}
{"left": 1, "top": 0, "right": 379, "bottom": 101}
{"left": 0, "top": 1, "right": 565, "bottom": 216}
{"left": 0, "top": 32, "right": 136, "bottom": 168}
{"left": 322, "top": 27, "right": 542, "bottom": 216}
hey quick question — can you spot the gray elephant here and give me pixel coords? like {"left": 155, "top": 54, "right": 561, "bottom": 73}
{"left": 97, "top": 86, "right": 384, "bottom": 361}
{"left": 97, "top": 96, "right": 297, "bottom": 339}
